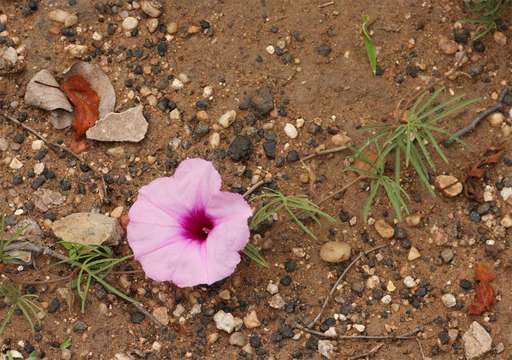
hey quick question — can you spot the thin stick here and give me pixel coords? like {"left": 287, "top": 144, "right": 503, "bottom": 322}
{"left": 1, "top": 112, "right": 108, "bottom": 203}
{"left": 296, "top": 323, "right": 422, "bottom": 340}
{"left": 443, "top": 87, "right": 511, "bottom": 146}
{"left": 243, "top": 180, "right": 268, "bottom": 198}
{"left": 305, "top": 244, "right": 388, "bottom": 328}
{"left": 318, "top": 1, "right": 335, "bottom": 8}
{"left": 416, "top": 338, "right": 427, "bottom": 360}
{"left": 302, "top": 145, "right": 349, "bottom": 161}
{"left": 317, "top": 175, "right": 367, "bottom": 206}
{"left": 348, "top": 343, "right": 384, "bottom": 360}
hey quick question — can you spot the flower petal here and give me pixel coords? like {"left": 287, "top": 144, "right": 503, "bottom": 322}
{"left": 204, "top": 219, "right": 250, "bottom": 284}
{"left": 173, "top": 158, "right": 221, "bottom": 205}
{"left": 137, "top": 237, "right": 208, "bottom": 286}
{"left": 206, "top": 191, "right": 252, "bottom": 223}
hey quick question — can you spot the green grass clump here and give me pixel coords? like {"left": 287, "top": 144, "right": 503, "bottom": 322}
{"left": 0, "top": 281, "right": 42, "bottom": 335}
{"left": 362, "top": 16, "right": 378, "bottom": 75}
{"left": 353, "top": 88, "right": 478, "bottom": 221}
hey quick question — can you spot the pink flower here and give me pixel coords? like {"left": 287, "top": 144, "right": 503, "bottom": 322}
{"left": 127, "top": 158, "right": 252, "bottom": 287}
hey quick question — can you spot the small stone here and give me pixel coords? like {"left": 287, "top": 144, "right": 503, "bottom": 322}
{"left": 218, "top": 289, "right": 231, "bottom": 300}
{"left": 61, "top": 349, "right": 72, "bottom": 360}
{"left": 228, "top": 135, "right": 252, "bottom": 162}
{"left": 86, "top": 105, "right": 148, "bottom": 143}
{"left": 146, "top": 18, "right": 159, "bottom": 33}
{"left": 0, "top": 137, "right": 8, "bottom": 151}
{"left": 249, "top": 87, "right": 274, "bottom": 117}
{"left": 408, "top": 247, "right": 421, "bottom": 261}
{"left": 48, "top": 9, "right": 71, "bottom": 23}
{"left": 267, "top": 282, "right": 279, "bottom": 295}
{"left": 501, "top": 214, "right": 512, "bottom": 228}
{"left": 65, "top": 44, "right": 88, "bottom": 58}
{"left": 9, "top": 157, "right": 23, "bottom": 170}
{"left": 152, "top": 307, "right": 169, "bottom": 326}
{"left": 47, "top": 298, "right": 61, "bottom": 313}
{"left": 318, "top": 340, "right": 334, "bottom": 358}
{"left": 439, "top": 36, "right": 458, "bottom": 55}
{"left": 404, "top": 276, "right": 416, "bottom": 288}
{"left": 173, "top": 304, "right": 185, "bottom": 317}
{"left": 171, "top": 78, "right": 183, "bottom": 90}
{"left": 229, "top": 332, "right": 247, "bottom": 347}
{"left": 387, "top": 280, "right": 396, "bottom": 292}
{"left": 488, "top": 112, "right": 505, "bottom": 127}
{"left": 331, "top": 133, "right": 351, "bottom": 146}
{"left": 213, "top": 310, "right": 243, "bottom": 334}
{"left": 435, "top": 175, "right": 463, "bottom": 197}
{"left": 381, "top": 294, "right": 392, "bottom": 304}
{"left": 208, "top": 333, "right": 219, "bottom": 344}
{"left": 441, "top": 293, "right": 456, "bottom": 308}
{"left": 31, "top": 140, "right": 44, "bottom": 151}
{"left": 130, "top": 311, "right": 145, "bottom": 324}
{"left": 269, "top": 294, "right": 285, "bottom": 309}
{"left": 209, "top": 132, "right": 220, "bottom": 148}
{"left": 441, "top": 248, "right": 454, "bottom": 263}
{"left": 218, "top": 110, "right": 237, "bottom": 128}
{"left": 405, "top": 214, "right": 421, "bottom": 227}
{"left": 463, "top": 321, "right": 492, "bottom": 359}
{"left": 73, "top": 320, "right": 88, "bottom": 333}
{"left": 166, "top": 22, "right": 178, "bottom": 34}
{"left": 169, "top": 108, "right": 181, "bottom": 121}
{"left": 107, "top": 146, "right": 125, "bottom": 157}
{"left": 284, "top": 123, "right": 298, "bottom": 139}
{"left": 122, "top": 17, "right": 139, "bottom": 31}
{"left": 374, "top": 219, "right": 394, "bottom": 239}
{"left": 319, "top": 241, "right": 351, "bottom": 263}
{"left": 52, "top": 213, "right": 122, "bottom": 246}
{"left": 243, "top": 310, "right": 261, "bottom": 329}
{"left": 366, "top": 275, "right": 380, "bottom": 289}
{"left": 265, "top": 45, "right": 275, "bottom": 54}
{"left": 110, "top": 206, "right": 123, "bottom": 218}
{"left": 64, "top": 14, "right": 78, "bottom": 27}
{"left": 141, "top": 0, "right": 162, "bottom": 17}
{"left": 493, "top": 31, "right": 507, "bottom": 45}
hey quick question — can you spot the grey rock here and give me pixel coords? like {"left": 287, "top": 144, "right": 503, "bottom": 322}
{"left": 463, "top": 321, "right": 492, "bottom": 359}
{"left": 320, "top": 241, "right": 351, "bottom": 263}
{"left": 229, "top": 332, "right": 247, "bottom": 347}
{"left": 52, "top": 212, "right": 123, "bottom": 246}
{"left": 249, "top": 87, "right": 274, "bottom": 117}
{"left": 33, "top": 188, "right": 66, "bottom": 212}
{"left": 86, "top": 105, "right": 148, "bottom": 142}
{"left": 213, "top": 310, "right": 243, "bottom": 334}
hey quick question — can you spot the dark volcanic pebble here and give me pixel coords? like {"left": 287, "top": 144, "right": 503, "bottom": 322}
{"left": 130, "top": 311, "right": 145, "bottom": 324}
{"left": 228, "top": 135, "right": 252, "bottom": 162}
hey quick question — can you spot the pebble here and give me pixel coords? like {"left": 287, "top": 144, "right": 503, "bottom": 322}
{"left": 0, "top": 137, "right": 8, "bottom": 151}
{"left": 122, "top": 17, "right": 138, "bottom": 31}
{"left": 65, "top": 44, "right": 88, "bottom": 58}
{"left": 435, "top": 175, "right": 463, "bottom": 197}
{"left": 405, "top": 214, "right": 421, "bottom": 227}
{"left": 171, "top": 78, "right": 184, "bottom": 90}
{"left": 9, "top": 157, "right": 23, "bottom": 169}
{"left": 407, "top": 246, "right": 421, "bottom": 261}
{"left": 268, "top": 294, "right": 285, "bottom": 309}
{"left": 209, "top": 132, "right": 220, "bottom": 148}
{"left": 173, "top": 304, "right": 185, "bottom": 317}
{"left": 228, "top": 135, "right": 252, "bottom": 162}
{"left": 440, "top": 248, "right": 454, "bottom": 263}
{"left": 218, "top": 110, "right": 237, "bottom": 128}
{"left": 463, "top": 321, "right": 492, "bottom": 359}
{"left": 229, "top": 332, "right": 247, "bottom": 347}
{"left": 319, "top": 241, "right": 351, "bottom": 263}
{"left": 267, "top": 282, "right": 279, "bottom": 295}
{"left": 403, "top": 276, "right": 416, "bottom": 288}
{"left": 374, "top": 219, "right": 394, "bottom": 239}
{"left": 501, "top": 214, "right": 512, "bottom": 228}
{"left": 169, "top": 108, "right": 181, "bottom": 121}
{"left": 331, "top": 133, "right": 351, "bottom": 146}
{"left": 265, "top": 45, "right": 275, "bottom": 54}
{"left": 318, "top": 340, "right": 334, "bottom": 359}
{"left": 493, "top": 31, "right": 507, "bottom": 45}
{"left": 243, "top": 310, "right": 260, "bottom": 329}
{"left": 366, "top": 275, "right": 380, "bottom": 289}
{"left": 166, "top": 22, "right": 178, "bottom": 34}
{"left": 439, "top": 36, "right": 458, "bottom": 55}
{"left": 213, "top": 310, "right": 243, "bottom": 334}
{"left": 146, "top": 19, "right": 159, "bottom": 33}
{"left": 488, "top": 112, "right": 504, "bottom": 127}
{"left": 64, "top": 14, "right": 78, "bottom": 27}
{"left": 61, "top": 349, "right": 72, "bottom": 360}
{"left": 284, "top": 123, "right": 298, "bottom": 139}
{"left": 441, "top": 293, "right": 456, "bottom": 308}
{"left": 152, "top": 306, "right": 169, "bottom": 326}
{"left": 33, "top": 163, "right": 45, "bottom": 175}
{"left": 48, "top": 9, "right": 70, "bottom": 23}
{"left": 381, "top": 294, "right": 392, "bottom": 304}
{"left": 31, "top": 139, "right": 44, "bottom": 151}
{"left": 141, "top": 0, "right": 162, "bottom": 17}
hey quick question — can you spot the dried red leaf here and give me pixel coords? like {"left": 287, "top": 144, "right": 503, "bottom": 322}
{"left": 468, "top": 263, "right": 496, "bottom": 315}
{"left": 62, "top": 75, "right": 100, "bottom": 141}
{"left": 464, "top": 145, "right": 504, "bottom": 200}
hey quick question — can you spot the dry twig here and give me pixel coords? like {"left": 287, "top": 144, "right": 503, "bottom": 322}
{"left": 305, "top": 244, "right": 388, "bottom": 328}
{"left": 302, "top": 145, "right": 349, "bottom": 161}
{"left": 296, "top": 323, "right": 423, "bottom": 340}
{"left": 318, "top": 175, "right": 367, "bottom": 206}
{"left": 243, "top": 180, "right": 269, "bottom": 198}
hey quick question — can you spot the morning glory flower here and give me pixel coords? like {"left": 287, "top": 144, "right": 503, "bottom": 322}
{"left": 127, "top": 158, "right": 252, "bottom": 287}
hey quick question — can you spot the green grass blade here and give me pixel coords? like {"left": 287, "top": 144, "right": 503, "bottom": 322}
{"left": 362, "top": 16, "right": 378, "bottom": 75}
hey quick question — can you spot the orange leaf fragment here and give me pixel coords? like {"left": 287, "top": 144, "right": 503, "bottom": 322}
{"left": 62, "top": 74, "right": 100, "bottom": 141}
{"left": 468, "top": 263, "right": 496, "bottom": 315}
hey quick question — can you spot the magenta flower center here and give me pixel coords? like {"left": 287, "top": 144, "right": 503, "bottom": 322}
{"left": 181, "top": 207, "right": 215, "bottom": 242}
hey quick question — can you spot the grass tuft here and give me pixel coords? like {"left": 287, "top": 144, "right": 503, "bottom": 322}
{"left": 353, "top": 88, "right": 478, "bottom": 221}
{"left": 0, "top": 281, "right": 42, "bottom": 335}
{"left": 462, "top": 0, "right": 512, "bottom": 39}
{"left": 362, "top": 16, "right": 378, "bottom": 75}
